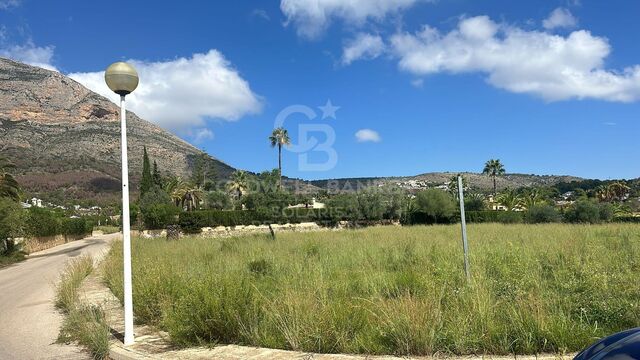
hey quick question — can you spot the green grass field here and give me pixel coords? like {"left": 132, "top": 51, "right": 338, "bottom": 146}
{"left": 103, "top": 224, "right": 640, "bottom": 356}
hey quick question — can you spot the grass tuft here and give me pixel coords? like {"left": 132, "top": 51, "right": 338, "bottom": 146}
{"left": 55, "top": 255, "right": 94, "bottom": 312}
{"left": 57, "top": 305, "right": 110, "bottom": 360}
{"left": 55, "top": 255, "right": 110, "bottom": 360}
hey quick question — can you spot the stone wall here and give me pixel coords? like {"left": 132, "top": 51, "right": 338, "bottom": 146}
{"left": 17, "top": 233, "right": 89, "bottom": 254}
{"left": 132, "top": 222, "right": 325, "bottom": 239}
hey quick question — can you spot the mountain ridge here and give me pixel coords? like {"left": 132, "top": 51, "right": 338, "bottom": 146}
{"left": 0, "top": 57, "right": 236, "bottom": 204}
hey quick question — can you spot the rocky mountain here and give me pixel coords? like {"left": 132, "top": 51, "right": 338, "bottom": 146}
{"left": 311, "top": 172, "right": 584, "bottom": 193}
{"left": 0, "top": 58, "right": 236, "bottom": 204}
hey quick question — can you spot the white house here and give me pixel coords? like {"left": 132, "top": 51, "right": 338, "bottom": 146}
{"left": 288, "top": 197, "right": 326, "bottom": 209}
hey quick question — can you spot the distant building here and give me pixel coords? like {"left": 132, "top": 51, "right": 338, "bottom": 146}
{"left": 288, "top": 197, "right": 326, "bottom": 209}
{"left": 30, "top": 198, "right": 43, "bottom": 208}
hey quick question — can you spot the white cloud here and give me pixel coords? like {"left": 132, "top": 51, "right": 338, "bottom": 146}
{"left": 0, "top": 41, "right": 57, "bottom": 71}
{"left": 251, "top": 9, "right": 270, "bottom": 21}
{"left": 69, "top": 50, "right": 262, "bottom": 134}
{"left": 390, "top": 16, "right": 640, "bottom": 102}
{"left": 355, "top": 129, "right": 381, "bottom": 142}
{"left": 280, "top": 0, "right": 424, "bottom": 39}
{"left": 411, "top": 78, "right": 424, "bottom": 88}
{"left": 0, "top": 0, "right": 19, "bottom": 9}
{"left": 543, "top": 8, "right": 578, "bottom": 30}
{"left": 191, "top": 128, "right": 215, "bottom": 144}
{"left": 342, "top": 33, "right": 385, "bottom": 65}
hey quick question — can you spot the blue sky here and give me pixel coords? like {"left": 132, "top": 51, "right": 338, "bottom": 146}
{"left": 0, "top": 0, "right": 638, "bottom": 180}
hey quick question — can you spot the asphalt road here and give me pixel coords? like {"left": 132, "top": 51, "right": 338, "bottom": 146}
{"left": 0, "top": 233, "right": 118, "bottom": 360}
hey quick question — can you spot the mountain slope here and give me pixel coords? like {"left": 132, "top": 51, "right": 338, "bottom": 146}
{"left": 0, "top": 58, "right": 235, "bottom": 204}
{"left": 310, "top": 172, "right": 584, "bottom": 193}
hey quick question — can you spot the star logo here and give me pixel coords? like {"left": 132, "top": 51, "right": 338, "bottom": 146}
{"left": 318, "top": 99, "right": 340, "bottom": 120}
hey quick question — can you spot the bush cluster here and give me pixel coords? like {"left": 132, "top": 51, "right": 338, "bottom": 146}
{"left": 564, "top": 200, "right": 613, "bottom": 223}
{"left": 24, "top": 208, "right": 93, "bottom": 237}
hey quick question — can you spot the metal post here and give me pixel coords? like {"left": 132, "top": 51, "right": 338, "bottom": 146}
{"left": 120, "top": 95, "right": 135, "bottom": 345}
{"left": 457, "top": 175, "right": 470, "bottom": 281}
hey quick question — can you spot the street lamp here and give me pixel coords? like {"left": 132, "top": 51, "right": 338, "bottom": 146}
{"left": 105, "top": 62, "right": 139, "bottom": 346}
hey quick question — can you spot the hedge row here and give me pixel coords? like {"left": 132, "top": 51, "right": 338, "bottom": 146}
{"left": 465, "top": 211, "right": 525, "bottom": 224}
{"left": 178, "top": 209, "right": 333, "bottom": 233}
{"left": 26, "top": 208, "right": 93, "bottom": 237}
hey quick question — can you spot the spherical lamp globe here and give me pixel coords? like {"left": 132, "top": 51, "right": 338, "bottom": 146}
{"left": 105, "top": 62, "right": 139, "bottom": 96}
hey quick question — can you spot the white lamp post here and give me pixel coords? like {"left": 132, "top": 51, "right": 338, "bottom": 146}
{"left": 105, "top": 62, "right": 139, "bottom": 346}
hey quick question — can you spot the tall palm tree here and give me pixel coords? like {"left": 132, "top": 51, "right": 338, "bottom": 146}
{"left": 269, "top": 127, "right": 291, "bottom": 189}
{"left": 482, "top": 159, "right": 506, "bottom": 196}
{"left": 0, "top": 156, "right": 21, "bottom": 202}
{"left": 227, "top": 170, "right": 249, "bottom": 200}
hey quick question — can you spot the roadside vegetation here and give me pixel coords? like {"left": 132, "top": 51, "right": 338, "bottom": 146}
{"left": 55, "top": 255, "right": 110, "bottom": 360}
{"left": 104, "top": 224, "right": 640, "bottom": 356}
{"left": 93, "top": 225, "right": 120, "bottom": 235}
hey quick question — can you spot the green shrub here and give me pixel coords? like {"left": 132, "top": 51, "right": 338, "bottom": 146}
{"left": 413, "top": 190, "right": 456, "bottom": 223}
{"left": 565, "top": 200, "right": 613, "bottom": 223}
{"left": 141, "top": 204, "right": 179, "bottom": 230}
{"left": 0, "top": 197, "right": 25, "bottom": 243}
{"left": 139, "top": 186, "right": 179, "bottom": 229}
{"left": 205, "top": 190, "right": 231, "bottom": 210}
{"left": 464, "top": 196, "right": 486, "bottom": 211}
{"left": 60, "top": 218, "right": 93, "bottom": 236}
{"left": 25, "top": 207, "right": 61, "bottom": 237}
{"left": 524, "top": 205, "right": 561, "bottom": 223}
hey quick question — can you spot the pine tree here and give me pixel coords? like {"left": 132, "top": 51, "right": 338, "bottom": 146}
{"left": 140, "top": 146, "right": 153, "bottom": 195}
{"left": 152, "top": 160, "right": 162, "bottom": 187}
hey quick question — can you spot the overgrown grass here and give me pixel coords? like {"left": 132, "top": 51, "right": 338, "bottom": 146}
{"left": 102, "top": 224, "right": 640, "bottom": 356}
{"left": 55, "top": 255, "right": 94, "bottom": 312}
{"left": 58, "top": 305, "right": 111, "bottom": 360}
{"left": 55, "top": 255, "right": 110, "bottom": 360}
